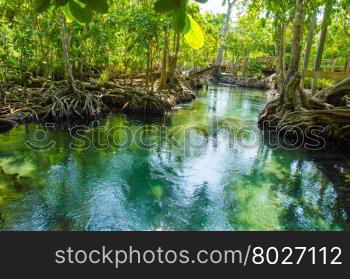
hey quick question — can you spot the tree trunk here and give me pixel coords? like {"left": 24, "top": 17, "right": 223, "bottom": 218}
{"left": 146, "top": 40, "right": 152, "bottom": 90}
{"left": 286, "top": 0, "right": 305, "bottom": 79}
{"left": 344, "top": 50, "right": 350, "bottom": 72}
{"left": 275, "top": 22, "right": 286, "bottom": 91}
{"left": 258, "top": 0, "right": 350, "bottom": 149}
{"left": 150, "top": 42, "right": 155, "bottom": 93}
{"left": 301, "top": 9, "right": 318, "bottom": 89}
{"left": 315, "top": 76, "right": 350, "bottom": 102}
{"left": 282, "top": 0, "right": 305, "bottom": 109}
{"left": 259, "top": 0, "right": 306, "bottom": 127}
{"left": 215, "top": 0, "right": 236, "bottom": 69}
{"left": 167, "top": 31, "right": 181, "bottom": 86}
{"left": 59, "top": 13, "right": 74, "bottom": 88}
{"left": 158, "top": 29, "right": 169, "bottom": 90}
{"left": 311, "top": 1, "right": 333, "bottom": 94}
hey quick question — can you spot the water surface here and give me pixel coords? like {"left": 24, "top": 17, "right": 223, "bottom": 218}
{"left": 1, "top": 85, "right": 350, "bottom": 231}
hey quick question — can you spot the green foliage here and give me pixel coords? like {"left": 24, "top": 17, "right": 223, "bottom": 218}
{"left": 34, "top": 0, "right": 109, "bottom": 24}
{"left": 154, "top": 0, "right": 188, "bottom": 32}
{"left": 1, "top": 0, "right": 350, "bottom": 85}
{"left": 69, "top": 0, "right": 93, "bottom": 24}
{"left": 34, "top": 0, "right": 51, "bottom": 13}
{"left": 173, "top": 0, "right": 187, "bottom": 32}
{"left": 62, "top": 3, "right": 75, "bottom": 22}
{"left": 81, "top": 0, "right": 109, "bottom": 14}
{"left": 184, "top": 15, "right": 204, "bottom": 49}
{"left": 55, "top": 0, "right": 69, "bottom": 7}
{"left": 154, "top": 0, "right": 179, "bottom": 13}
{"left": 154, "top": 0, "right": 205, "bottom": 49}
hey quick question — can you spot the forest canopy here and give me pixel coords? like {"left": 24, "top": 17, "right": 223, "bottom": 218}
{"left": 0, "top": 0, "right": 349, "bottom": 83}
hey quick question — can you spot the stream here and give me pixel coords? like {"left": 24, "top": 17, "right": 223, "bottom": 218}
{"left": 0, "top": 84, "right": 350, "bottom": 231}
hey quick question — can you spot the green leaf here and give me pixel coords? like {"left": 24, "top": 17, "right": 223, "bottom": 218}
{"left": 173, "top": 0, "right": 187, "bottom": 32}
{"left": 62, "top": 3, "right": 75, "bottom": 23}
{"left": 173, "top": 11, "right": 186, "bottom": 32}
{"left": 69, "top": 0, "right": 92, "bottom": 24}
{"left": 80, "top": 0, "right": 109, "bottom": 14}
{"left": 34, "top": 0, "right": 51, "bottom": 13}
{"left": 183, "top": 14, "right": 191, "bottom": 34}
{"left": 184, "top": 15, "right": 204, "bottom": 49}
{"left": 154, "top": 0, "right": 180, "bottom": 13}
{"left": 195, "top": 0, "right": 208, "bottom": 3}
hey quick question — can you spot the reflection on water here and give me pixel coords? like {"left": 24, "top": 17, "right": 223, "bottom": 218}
{"left": 0, "top": 85, "right": 349, "bottom": 231}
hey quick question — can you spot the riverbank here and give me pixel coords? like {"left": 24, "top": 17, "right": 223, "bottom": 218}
{"left": 213, "top": 72, "right": 280, "bottom": 101}
{"left": 217, "top": 73, "right": 276, "bottom": 90}
{"left": 0, "top": 75, "right": 205, "bottom": 132}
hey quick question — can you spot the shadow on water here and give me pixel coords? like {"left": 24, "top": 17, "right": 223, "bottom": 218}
{"left": 0, "top": 84, "right": 349, "bottom": 231}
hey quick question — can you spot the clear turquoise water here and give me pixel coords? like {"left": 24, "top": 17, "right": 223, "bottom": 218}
{"left": 0, "top": 85, "right": 350, "bottom": 231}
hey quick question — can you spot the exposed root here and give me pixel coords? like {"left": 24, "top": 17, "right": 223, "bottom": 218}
{"left": 46, "top": 92, "right": 103, "bottom": 120}
{"left": 0, "top": 76, "right": 198, "bottom": 128}
{"left": 259, "top": 74, "right": 350, "bottom": 149}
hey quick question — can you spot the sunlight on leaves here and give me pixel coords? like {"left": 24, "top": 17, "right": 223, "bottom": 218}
{"left": 184, "top": 15, "right": 204, "bottom": 49}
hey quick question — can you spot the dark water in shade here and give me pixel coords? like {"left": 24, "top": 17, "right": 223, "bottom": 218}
{"left": 1, "top": 85, "right": 350, "bottom": 231}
